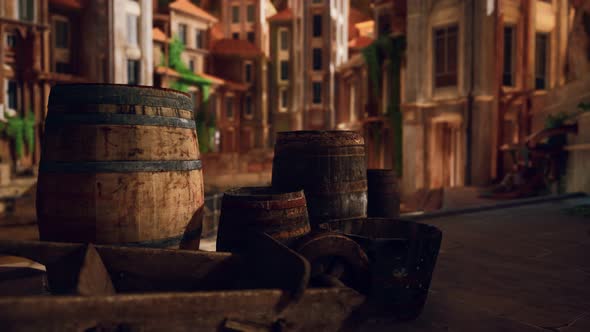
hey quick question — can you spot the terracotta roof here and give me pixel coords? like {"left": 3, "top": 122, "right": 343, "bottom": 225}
{"left": 267, "top": 8, "right": 293, "bottom": 22}
{"left": 49, "top": 0, "right": 82, "bottom": 9}
{"left": 210, "top": 22, "right": 225, "bottom": 45}
{"left": 348, "top": 8, "right": 372, "bottom": 37}
{"left": 152, "top": 27, "right": 168, "bottom": 43}
{"left": 170, "top": 0, "right": 218, "bottom": 23}
{"left": 155, "top": 66, "right": 181, "bottom": 78}
{"left": 211, "top": 39, "right": 263, "bottom": 58}
{"left": 223, "top": 80, "right": 249, "bottom": 92}
{"left": 199, "top": 72, "right": 225, "bottom": 86}
{"left": 348, "top": 36, "right": 374, "bottom": 49}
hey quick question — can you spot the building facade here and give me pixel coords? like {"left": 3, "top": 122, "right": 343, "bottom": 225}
{"left": 401, "top": 0, "right": 577, "bottom": 196}
{"left": 211, "top": 0, "right": 275, "bottom": 152}
{"left": 268, "top": 0, "right": 349, "bottom": 142}
{"left": 111, "top": 0, "right": 152, "bottom": 85}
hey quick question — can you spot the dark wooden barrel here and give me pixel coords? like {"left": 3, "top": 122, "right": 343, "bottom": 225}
{"left": 320, "top": 218, "right": 442, "bottom": 320}
{"left": 37, "top": 84, "right": 204, "bottom": 250}
{"left": 367, "top": 169, "right": 400, "bottom": 218}
{"left": 216, "top": 187, "right": 311, "bottom": 253}
{"left": 272, "top": 131, "right": 367, "bottom": 227}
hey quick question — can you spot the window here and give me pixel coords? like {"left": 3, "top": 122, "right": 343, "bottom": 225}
{"left": 195, "top": 29, "right": 204, "bottom": 49}
{"left": 247, "top": 31, "right": 255, "bottom": 43}
{"left": 312, "top": 82, "right": 322, "bottom": 104}
{"left": 5, "top": 33, "right": 16, "bottom": 48}
{"left": 280, "top": 60, "right": 289, "bottom": 81}
{"left": 127, "top": 60, "right": 140, "bottom": 85}
{"left": 19, "top": 0, "right": 34, "bottom": 22}
{"left": 313, "top": 48, "right": 322, "bottom": 70}
{"left": 127, "top": 14, "right": 139, "bottom": 46}
{"left": 535, "top": 33, "right": 548, "bottom": 90}
{"left": 244, "top": 95, "right": 253, "bottom": 117}
{"left": 226, "top": 97, "right": 234, "bottom": 119}
{"left": 279, "top": 29, "right": 288, "bottom": 50}
{"left": 433, "top": 25, "right": 458, "bottom": 87}
{"left": 232, "top": 32, "right": 240, "bottom": 40}
{"left": 280, "top": 89, "right": 288, "bottom": 110}
{"left": 247, "top": 4, "right": 255, "bottom": 22}
{"left": 312, "top": 15, "right": 322, "bottom": 37}
{"left": 7, "top": 81, "right": 17, "bottom": 110}
{"left": 244, "top": 62, "right": 252, "bottom": 82}
{"left": 189, "top": 59, "right": 195, "bottom": 72}
{"left": 503, "top": 26, "right": 515, "bottom": 86}
{"left": 232, "top": 6, "right": 240, "bottom": 23}
{"left": 178, "top": 24, "right": 187, "bottom": 44}
{"left": 54, "top": 19, "right": 70, "bottom": 49}
{"left": 56, "top": 62, "right": 69, "bottom": 73}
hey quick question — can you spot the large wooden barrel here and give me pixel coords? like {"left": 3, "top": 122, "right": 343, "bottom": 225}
{"left": 272, "top": 131, "right": 367, "bottom": 227}
{"left": 367, "top": 169, "right": 400, "bottom": 218}
{"left": 37, "top": 84, "right": 204, "bottom": 249}
{"left": 216, "top": 187, "right": 311, "bottom": 253}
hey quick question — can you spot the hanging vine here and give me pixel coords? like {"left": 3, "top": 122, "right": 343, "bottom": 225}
{"left": 1, "top": 112, "right": 35, "bottom": 159}
{"left": 168, "top": 37, "right": 216, "bottom": 153}
{"left": 362, "top": 35, "right": 406, "bottom": 176}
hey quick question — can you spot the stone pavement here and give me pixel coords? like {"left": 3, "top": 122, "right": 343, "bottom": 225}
{"left": 363, "top": 194, "right": 590, "bottom": 331}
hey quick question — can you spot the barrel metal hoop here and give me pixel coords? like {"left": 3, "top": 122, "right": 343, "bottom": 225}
{"left": 45, "top": 113, "right": 196, "bottom": 129}
{"left": 222, "top": 196, "right": 307, "bottom": 210}
{"left": 48, "top": 104, "right": 194, "bottom": 120}
{"left": 39, "top": 160, "right": 202, "bottom": 173}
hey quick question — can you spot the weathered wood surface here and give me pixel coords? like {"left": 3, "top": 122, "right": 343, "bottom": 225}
{"left": 37, "top": 84, "right": 204, "bottom": 249}
{"left": 367, "top": 169, "right": 400, "bottom": 218}
{"left": 0, "top": 235, "right": 364, "bottom": 331}
{"left": 272, "top": 131, "right": 367, "bottom": 227}
{"left": 217, "top": 187, "right": 311, "bottom": 253}
{"left": 294, "top": 231, "right": 370, "bottom": 293}
{"left": 0, "top": 288, "right": 364, "bottom": 332}
{"left": 0, "top": 235, "right": 309, "bottom": 296}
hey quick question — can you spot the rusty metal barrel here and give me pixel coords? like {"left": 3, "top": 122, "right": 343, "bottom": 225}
{"left": 216, "top": 187, "right": 311, "bottom": 253}
{"left": 272, "top": 131, "right": 367, "bottom": 228}
{"left": 37, "top": 84, "right": 204, "bottom": 250}
{"left": 367, "top": 169, "right": 400, "bottom": 218}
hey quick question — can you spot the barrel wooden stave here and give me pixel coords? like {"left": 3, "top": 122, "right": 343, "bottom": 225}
{"left": 216, "top": 187, "right": 311, "bottom": 253}
{"left": 367, "top": 169, "right": 400, "bottom": 218}
{"left": 37, "top": 84, "right": 203, "bottom": 249}
{"left": 42, "top": 125, "right": 198, "bottom": 162}
{"left": 272, "top": 131, "right": 367, "bottom": 227}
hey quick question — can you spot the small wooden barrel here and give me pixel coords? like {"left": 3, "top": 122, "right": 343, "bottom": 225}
{"left": 37, "top": 84, "right": 204, "bottom": 249}
{"left": 216, "top": 187, "right": 311, "bottom": 253}
{"left": 272, "top": 131, "right": 367, "bottom": 227}
{"left": 367, "top": 169, "right": 400, "bottom": 218}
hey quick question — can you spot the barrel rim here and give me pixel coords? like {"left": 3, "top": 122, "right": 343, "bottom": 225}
{"left": 319, "top": 218, "right": 443, "bottom": 241}
{"left": 48, "top": 84, "right": 193, "bottom": 111}
{"left": 224, "top": 186, "right": 304, "bottom": 201}
{"left": 50, "top": 83, "right": 191, "bottom": 98}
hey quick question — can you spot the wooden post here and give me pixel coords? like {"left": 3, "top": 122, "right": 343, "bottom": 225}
{"left": 495, "top": 0, "right": 505, "bottom": 180}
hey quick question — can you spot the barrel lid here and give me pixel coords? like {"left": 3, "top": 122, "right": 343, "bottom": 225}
{"left": 275, "top": 131, "right": 364, "bottom": 147}
{"left": 48, "top": 84, "right": 193, "bottom": 111}
{"left": 224, "top": 186, "right": 304, "bottom": 201}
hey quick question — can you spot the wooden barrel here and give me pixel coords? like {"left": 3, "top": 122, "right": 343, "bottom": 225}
{"left": 272, "top": 131, "right": 367, "bottom": 227}
{"left": 216, "top": 187, "right": 311, "bottom": 253}
{"left": 36, "top": 84, "right": 204, "bottom": 250}
{"left": 367, "top": 169, "right": 400, "bottom": 218}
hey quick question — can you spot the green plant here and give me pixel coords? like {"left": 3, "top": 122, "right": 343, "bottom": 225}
{"left": 168, "top": 37, "right": 216, "bottom": 153}
{"left": 362, "top": 36, "right": 405, "bottom": 176}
